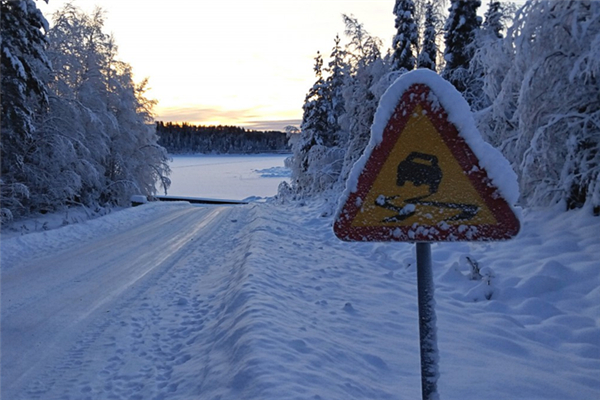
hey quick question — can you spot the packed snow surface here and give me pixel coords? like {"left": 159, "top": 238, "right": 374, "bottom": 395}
{"left": 2, "top": 156, "right": 599, "bottom": 400}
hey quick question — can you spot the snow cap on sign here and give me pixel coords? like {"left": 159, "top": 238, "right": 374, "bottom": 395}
{"left": 338, "top": 69, "right": 520, "bottom": 221}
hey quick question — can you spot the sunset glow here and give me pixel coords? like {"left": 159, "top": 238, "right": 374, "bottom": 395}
{"left": 39, "top": 0, "right": 398, "bottom": 130}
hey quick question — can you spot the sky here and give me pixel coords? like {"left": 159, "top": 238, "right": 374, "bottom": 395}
{"left": 38, "top": 1, "right": 522, "bottom": 131}
{"left": 38, "top": 0, "right": 401, "bottom": 131}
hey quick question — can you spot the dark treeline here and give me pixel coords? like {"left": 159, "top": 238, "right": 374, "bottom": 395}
{"left": 156, "top": 122, "right": 290, "bottom": 154}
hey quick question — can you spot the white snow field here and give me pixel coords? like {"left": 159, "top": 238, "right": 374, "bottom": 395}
{"left": 166, "top": 154, "right": 291, "bottom": 200}
{"left": 1, "top": 155, "right": 599, "bottom": 400}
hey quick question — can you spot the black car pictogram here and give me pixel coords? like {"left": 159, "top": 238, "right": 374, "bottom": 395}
{"left": 396, "top": 152, "right": 442, "bottom": 195}
{"left": 375, "top": 151, "right": 480, "bottom": 223}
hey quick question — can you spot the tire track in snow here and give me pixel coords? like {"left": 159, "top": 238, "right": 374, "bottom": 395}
{"left": 86, "top": 205, "right": 256, "bottom": 400}
{"left": 1, "top": 204, "right": 241, "bottom": 400}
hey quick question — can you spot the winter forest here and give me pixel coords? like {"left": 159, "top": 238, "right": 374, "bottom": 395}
{"left": 2, "top": 0, "right": 600, "bottom": 223}
{"left": 156, "top": 122, "right": 289, "bottom": 154}
{"left": 284, "top": 0, "right": 600, "bottom": 217}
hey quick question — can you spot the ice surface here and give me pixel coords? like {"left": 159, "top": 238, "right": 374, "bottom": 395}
{"left": 167, "top": 154, "right": 291, "bottom": 200}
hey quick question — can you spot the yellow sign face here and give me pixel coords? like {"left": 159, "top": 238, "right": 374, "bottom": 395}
{"left": 351, "top": 105, "right": 497, "bottom": 228}
{"left": 334, "top": 80, "right": 520, "bottom": 242}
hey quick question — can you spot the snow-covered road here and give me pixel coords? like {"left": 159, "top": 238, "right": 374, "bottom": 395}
{"left": 2, "top": 204, "right": 253, "bottom": 399}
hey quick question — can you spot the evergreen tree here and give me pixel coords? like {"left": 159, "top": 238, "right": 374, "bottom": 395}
{"left": 155, "top": 122, "right": 288, "bottom": 154}
{"left": 301, "top": 52, "right": 330, "bottom": 148}
{"left": 417, "top": 1, "right": 438, "bottom": 70}
{"left": 442, "top": 0, "right": 482, "bottom": 92}
{"left": 391, "top": 0, "right": 418, "bottom": 71}
{"left": 289, "top": 52, "right": 329, "bottom": 192}
{"left": 1, "top": 0, "right": 51, "bottom": 220}
{"left": 483, "top": 1, "right": 503, "bottom": 39}
{"left": 283, "top": 15, "right": 387, "bottom": 200}
{"left": 325, "top": 34, "right": 346, "bottom": 145}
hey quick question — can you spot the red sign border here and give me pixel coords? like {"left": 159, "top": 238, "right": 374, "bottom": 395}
{"left": 334, "top": 83, "right": 520, "bottom": 242}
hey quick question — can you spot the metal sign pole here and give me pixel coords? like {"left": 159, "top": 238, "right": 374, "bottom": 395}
{"left": 416, "top": 242, "right": 439, "bottom": 400}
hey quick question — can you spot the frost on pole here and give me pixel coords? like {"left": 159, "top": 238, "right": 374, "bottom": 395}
{"left": 334, "top": 69, "right": 520, "bottom": 242}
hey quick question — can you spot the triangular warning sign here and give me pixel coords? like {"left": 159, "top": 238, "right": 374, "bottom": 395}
{"left": 334, "top": 74, "right": 520, "bottom": 242}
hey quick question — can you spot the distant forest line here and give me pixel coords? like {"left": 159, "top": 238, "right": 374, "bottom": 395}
{"left": 156, "top": 122, "right": 290, "bottom": 154}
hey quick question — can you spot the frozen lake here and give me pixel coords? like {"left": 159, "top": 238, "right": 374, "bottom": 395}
{"left": 164, "top": 154, "right": 291, "bottom": 200}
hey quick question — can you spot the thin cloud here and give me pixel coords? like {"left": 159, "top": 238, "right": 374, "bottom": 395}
{"left": 156, "top": 106, "right": 257, "bottom": 124}
{"left": 156, "top": 106, "right": 300, "bottom": 131}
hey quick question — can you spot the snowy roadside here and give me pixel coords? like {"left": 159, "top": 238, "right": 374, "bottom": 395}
{"left": 1, "top": 200, "right": 599, "bottom": 399}
{"left": 244, "top": 201, "right": 600, "bottom": 399}
{"left": 0, "top": 205, "right": 120, "bottom": 241}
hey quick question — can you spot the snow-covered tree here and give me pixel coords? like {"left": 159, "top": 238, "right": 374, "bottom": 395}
{"left": 288, "top": 52, "right": 330, "bottom": 192}
{"left": 342, "top": 14, "right": 382, "bottom": 75}
{"left": 1, "top": 0, "right": 51, "bottom": 220}
{"left": 391, "top": 0, "right": 418, "bottom": 72}
{"left": 46, "top": 5, "right": 170, "bottom": 206}
{"left": 1, "top": 3, "right": 170, "bottom": 220}
{"left": 325, "top": 34, "right": 347, "bottom": 145}
{"left": 467, "top": 1, "right": 515, "bottom": 111}
{"left": 417, "top": 1, "right": 438, "bottom": 70}
{"left": 335, "top": 15, "right": 386, "bottom": 194}
{"left": 301, "top": 53, "right": 329, "bottom": 145}
{"left": 34, "top": 5, "right": 113, "bottom": 209}
{"left": 482, "top": 1, "right": 503, "bottom": 39}
{"left": 102, "top": 62, "right": 171, "bottom": 203}
{"left": 413, "top": 0, "right": 448, "bottom": 70}
{"left": 476, "top": 0, "right": 600, "bottom": 212}
{"left": 442, "top": 0, "right": 482, "bottom": 93}
{"left": 285, "top": 16, "right": 386, "bottom": 200}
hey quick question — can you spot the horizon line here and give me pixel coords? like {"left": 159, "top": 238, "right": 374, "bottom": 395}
{"left": 155, "top": 118, "right": 302, "bottom": 132}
